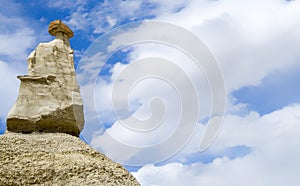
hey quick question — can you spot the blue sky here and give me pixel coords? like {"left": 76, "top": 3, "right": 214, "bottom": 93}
{"left": 233, "top": 62, "right": 300, "bottom": 115}
{"left": 1, "top": 0, "right": 300, "bottom": 185}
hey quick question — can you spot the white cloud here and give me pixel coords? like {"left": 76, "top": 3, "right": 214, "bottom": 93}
{"left": 153, "top": 0, "right": 300, "bottom": 92}
{"left": 98, "top": 0, "right": 300, "bottom": 120}
{"left": 0, "top": 13, "right": 37, "bottom": 61}
{"left": 65, "top": 0, "right": 145, "bottom": 33}
{"left": 47, "top": 0, "right": 86, "bottom": 10}
{"left": 147, "top": 0, "right": 190, "bottom": 15}
{"left": 81, "top": 0, "right": 300, "bottom": 168}
{"left": 0, "top": 61, "right": 21, "bottom": 119}
{"left": 64, "top": 0, "right": 190, "bottom": 35}
{"left": 106, "top": 16, "right": 117, "bottom": 28}
{"left": 84, "top": 40, "right": 216, "bottom": 164}
{"left": 133, "top": 104, "right": 300, "bottom": 186}
{"left": 76, "top": 2, "right": 300, "bottom": 184}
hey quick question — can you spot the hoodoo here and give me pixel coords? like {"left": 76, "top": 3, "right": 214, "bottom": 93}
{"left": 2, "top": 20, "right": 140, "bottom": 186}
{"left": 6, "top": 20, "right": 84, "bottom": 136}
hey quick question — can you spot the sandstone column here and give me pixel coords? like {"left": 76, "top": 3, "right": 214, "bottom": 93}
{"left": 7, "top": 20, "right": 84, "bottom": 136}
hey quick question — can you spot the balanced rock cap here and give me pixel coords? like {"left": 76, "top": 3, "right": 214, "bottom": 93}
{"left": 48, "top": 20, "right": 74, "bottom": 38}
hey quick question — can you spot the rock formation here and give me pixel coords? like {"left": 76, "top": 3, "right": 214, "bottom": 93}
{"left": 1, "top": 20, "right": 140, "bottom": 185}
{"left": 0, "top": 132, "right": 139, "bottom": 185}
{"left": 6, "top": 20, "right": 84, "bottom": 136}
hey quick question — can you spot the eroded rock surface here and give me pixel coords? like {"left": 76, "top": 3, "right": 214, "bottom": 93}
{"left": 7, "top": 20, "right": 84, "bottom": 136}
{"left": 0, "top": 132, "right": 140, "bottom": 186}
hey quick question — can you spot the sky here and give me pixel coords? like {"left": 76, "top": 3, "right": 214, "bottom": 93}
{"left": 1, "top": 0, "right": 300, "bottom": 185}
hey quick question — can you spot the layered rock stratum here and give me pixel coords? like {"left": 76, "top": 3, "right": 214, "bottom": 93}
{"left": 0, "top": 132, "right": 139, "bottom": 185}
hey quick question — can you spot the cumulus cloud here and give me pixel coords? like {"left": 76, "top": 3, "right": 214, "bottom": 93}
{"left": 0, "top": 13, "right": 37, "bottom": 62}
{"left": 81, "top": 0, "right": 300, "bottom": 169}
{"left": 154, "top": 0, "right": 300, "bottom": 92}
{"left": 133, "top": 104, "right": 300, "bottom": 186}
{"left": 0, "top": 61, "right": 21, "bottom": 119}
{"left": 79, "top": 22, "right": 222, "bottom": 164}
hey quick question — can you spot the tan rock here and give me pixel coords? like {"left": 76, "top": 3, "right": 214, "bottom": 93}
{"left": 6, "top": 20, "right": 84, "bottom": 136}
{"left": 48, "top": 19, "right": 74, "bottom": 38}
{"left": 0, "top": 132, "right": 140, "bottom": 186}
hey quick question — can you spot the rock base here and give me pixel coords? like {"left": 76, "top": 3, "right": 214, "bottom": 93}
{"left": 0, "top": 132, "right": 140, "bottom": 186}
{"left": 7, "top": 74, "right": 84, "bottom": 136}
{"left": 7, "top": 104, "right": 83, "bottom": 136}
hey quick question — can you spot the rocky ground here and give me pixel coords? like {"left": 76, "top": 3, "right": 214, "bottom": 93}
{"left": 0, "top": 132, "right": 140, "bottom": 186}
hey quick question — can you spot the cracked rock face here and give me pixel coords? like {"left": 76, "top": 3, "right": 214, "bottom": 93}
{"left": 6, "top": 20, "right": 84, "bottom": 136}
